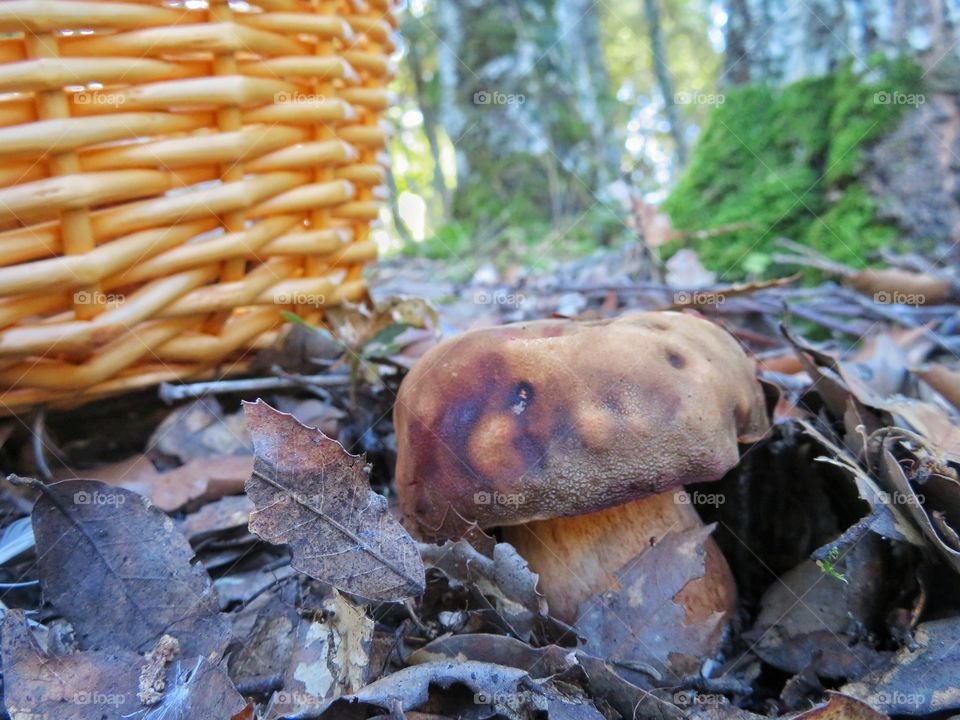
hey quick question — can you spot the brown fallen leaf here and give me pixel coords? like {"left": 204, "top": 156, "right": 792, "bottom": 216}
{"left": 178, "top": 494, "right": 254, "bottom": 542}
{"left": 915, "top": 363, "right": 960, "bottom": 413}
{"left": 842, "top": 618, "right": 960, "bottom": 714}
{"left": 417, "top": 539, "right": 553, "bottom": 641}
{"left": 150, "top": 397, "right": 252, "bottom": 463}
{"left": 1, "top": 608, "right": 142, "bottom": 719}
{"left": 141, "top": 655, "right": 246, "bottom": 720}
{"left": 845, "top": 267, "right": 955, "bottom": 305}
{"left": 409, "top": 634, "right": 575, "bottom": 678}
{"left": 791, "top": 694, "right": 888, "bottom": 720}
{"left": 576, "top": 525, "right": 726, "bottom": 680}
{"left": 22, "top": 476, "right": 230, "bottom": 658}
{"left": 407, "top": 635, "right": 683, "bottom": 719}
{"left": 62, "top": 453, "right": 252, "bottom": 512}
{"left": 305, "top": 659, "right": 604, "bottom": 720}
{"left": 747, "top": 533, "right": 891, "bottom": 679}
{"left": 243, "top": 399, "right": 424, "bottom": 602}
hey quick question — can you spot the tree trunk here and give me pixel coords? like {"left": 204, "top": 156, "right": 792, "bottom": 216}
{"left": 723, "top": 0, "right": 958, "bottom": 86}
{"left": 663, "top": 0, "right": 960, "bottom": 276}
{"left": 431, "top": 0, "right": 619, "bottom": 235}
{"left": 644, "top": 0, "right": 687, "bottom": 168}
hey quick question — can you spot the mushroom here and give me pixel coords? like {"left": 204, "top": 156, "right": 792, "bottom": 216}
{"left": 393, "top": 311, "right": 769, "bottom": 654}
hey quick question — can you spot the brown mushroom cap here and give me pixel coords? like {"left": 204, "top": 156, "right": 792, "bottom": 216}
{"left": 394, "top": 311, "right": 769, "bottom": 539}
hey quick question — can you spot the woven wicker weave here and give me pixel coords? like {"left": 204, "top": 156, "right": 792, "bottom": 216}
{"left": 0, "top": 0, "right": 395, "bottom": 413}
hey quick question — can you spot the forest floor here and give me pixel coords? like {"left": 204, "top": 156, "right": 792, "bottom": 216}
{"left": 1, "top": 243, "right": 959, "bottom": 720}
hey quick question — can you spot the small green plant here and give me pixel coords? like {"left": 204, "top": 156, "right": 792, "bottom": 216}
{"left": 816, "top": 546, "right": 849, "bottom": 584}
{"left": 282, "top": 311, "right": 413, "bottom": 411}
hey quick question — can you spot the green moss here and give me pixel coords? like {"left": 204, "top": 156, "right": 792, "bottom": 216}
{"left": 663, "top": 57, "right": 921, "bottom": 280}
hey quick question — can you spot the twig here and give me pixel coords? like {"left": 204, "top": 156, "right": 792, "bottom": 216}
{"left": 234, "top": 673, "right": 284, "bottom": 695}
{"left": 31, "top": 411, "right": 53, "bottom": 483}
{"left": 159, "top": 373, "right": 350, "bottom": 403}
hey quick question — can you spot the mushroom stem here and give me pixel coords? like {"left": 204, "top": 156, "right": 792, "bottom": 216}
{"left": 500, "top": 489, "right": 737, "bottom": 627}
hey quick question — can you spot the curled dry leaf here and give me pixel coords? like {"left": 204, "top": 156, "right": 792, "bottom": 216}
{"left": 300, "top": 659, "right": 604, "bottom": 720}
{"left": 870, "top": 430, "right": 960, "bottom": 573}
{"left": 842, "top": 618, "right": 960, "bottom": 715}
{"left": 243, "top": 399, "right": 425, "bottom": 602}
{"left": 27, "top": 477, "right": 229, "bottom": 659}
{"left": 408, "top": 634, "right": 683, "bottom": 720}
{"left": 418, "top": 539, "right": 551, "bottom": 640}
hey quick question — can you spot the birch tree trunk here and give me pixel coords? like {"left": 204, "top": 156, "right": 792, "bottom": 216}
{"left": 431, "top": 0, "right": 619, "bottom": 233}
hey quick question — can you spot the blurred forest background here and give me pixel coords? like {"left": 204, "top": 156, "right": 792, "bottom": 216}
{"left": 379, "top": 0, "right": 960, "bottom": 283}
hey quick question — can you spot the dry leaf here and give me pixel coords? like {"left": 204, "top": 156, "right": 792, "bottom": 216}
{"left": 29, "top": 477, "right": 230, "bottom": 658}
{"left": 244, "top": 399, "right": 424, "bottom": 602}
{"left": 748, "top": 534, "right": 891, "bottom": 679}
{"left": 418, "top": 539, "right": 550, "bottom": 640}
{"left": 307, "top": 659, "right": 604, "bottom": 720}
{"left": 67, "top": 453, "right": 253, "bottom": 512}
{"left": 842, "top": 618, "right": 960, "bottom": 714}
{"left": 1, "top": 609, "right": 142, "bottom": 719}
{"left": 576, "top": 525, "right": 724, "bottom": 679}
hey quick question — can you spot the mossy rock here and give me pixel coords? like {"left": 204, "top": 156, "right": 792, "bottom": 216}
{"left": 663, "top": 57, "right": 923, "bottom": 280}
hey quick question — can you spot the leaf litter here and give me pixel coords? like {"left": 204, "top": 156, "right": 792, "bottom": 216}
{"left": 3, "top": 252, "right": 960, "bottom": 717}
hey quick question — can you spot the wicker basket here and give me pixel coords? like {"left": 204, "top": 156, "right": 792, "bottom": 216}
{"left": 0, "top": 0, "right": 395, "bottom": 413}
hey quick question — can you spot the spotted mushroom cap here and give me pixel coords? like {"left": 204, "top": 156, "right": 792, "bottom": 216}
{"left": 393, "top": 311, "right": 770, "bottom": 540}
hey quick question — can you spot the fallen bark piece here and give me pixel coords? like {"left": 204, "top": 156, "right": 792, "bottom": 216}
{"left": 267, "top": 590, "right": 373, "bottom": 718}
{"left": 139, "top": 635, "right": 180, "bottom": 706}
{"left": 244, "top": 399, "right": 425, "bottom": 602}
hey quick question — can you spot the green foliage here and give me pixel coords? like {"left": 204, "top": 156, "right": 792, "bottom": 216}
{"left": 403, "top": 199, "right": 626, "bottom": 277}
{"left": 663, "top": 57, "right": 921, "bottom": 280}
